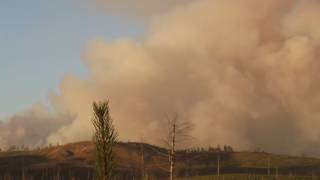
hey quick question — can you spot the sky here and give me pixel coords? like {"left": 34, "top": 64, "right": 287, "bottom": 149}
{"left": 0, "top": 0, "right": 145, "bottom": 119}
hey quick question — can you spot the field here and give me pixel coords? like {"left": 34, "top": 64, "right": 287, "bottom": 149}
{"left": 1, "top": 142, "right": 320, "bottom": 179}
{"left": 178, "top": 174, "right": 317, "bottom": 180}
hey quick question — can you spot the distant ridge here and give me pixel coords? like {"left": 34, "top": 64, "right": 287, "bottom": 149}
{"left": 0, "top": 141, "right": 320, "bottom": 179}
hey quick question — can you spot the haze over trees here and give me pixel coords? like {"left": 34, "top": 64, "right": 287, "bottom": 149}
{"left": 0, "top": 101, "right": 319, "bottom": 179}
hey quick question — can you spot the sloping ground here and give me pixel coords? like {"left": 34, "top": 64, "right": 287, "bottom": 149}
{"left": 0, "top": 141, "right": 320, "bottom": 179}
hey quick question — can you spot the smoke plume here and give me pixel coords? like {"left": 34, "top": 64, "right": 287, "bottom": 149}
{"left": 2, "top": 0, "right": 320, "bottom": 156}
{"left": 0, "top": 103, "right": 72, "bottom": 149}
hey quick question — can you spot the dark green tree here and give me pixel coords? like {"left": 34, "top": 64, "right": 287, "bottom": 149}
{"left": 91, "top": 101, "right": 118, "bottom": 180}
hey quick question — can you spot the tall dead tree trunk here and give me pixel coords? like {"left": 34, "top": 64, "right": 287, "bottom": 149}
{"left": 217, "top": 154, "right": 220, "bottom": 177}
{"left": 165, "top": 114, "right": 193, "bottom": 180}
{"left": 267, "top": 156, "right": 271, "bottom": 176}
{"left": 170, "top": 122, "right": 176, "bottom": 180}
{"left": 140, "top": 142, "right": 145, "bottom": 179}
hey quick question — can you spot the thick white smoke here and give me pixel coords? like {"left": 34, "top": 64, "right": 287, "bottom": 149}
{"left": 0, "top": 103, "right": 72, "bottom": 149}
{"left": 2, "top": 0, "right": 320, "bottom": 156}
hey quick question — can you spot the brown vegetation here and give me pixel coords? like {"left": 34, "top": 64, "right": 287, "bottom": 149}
{"left": 0, "top": 142, "right": 320, "bottom": 179}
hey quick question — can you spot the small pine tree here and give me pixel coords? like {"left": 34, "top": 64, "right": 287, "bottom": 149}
{"left": 91, "top": 101, "right": 118, "bottom": 180}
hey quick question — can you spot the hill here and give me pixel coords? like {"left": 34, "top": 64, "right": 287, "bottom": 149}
{"left": 0, "top": 141, "right": 320, "bottom": 179}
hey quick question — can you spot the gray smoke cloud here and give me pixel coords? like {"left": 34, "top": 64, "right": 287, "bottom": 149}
{"left": 0, "top": 103, "right": 72, "bottom": 149}
{"left": 2, "top": 0, "right": 320, "bottom": 156}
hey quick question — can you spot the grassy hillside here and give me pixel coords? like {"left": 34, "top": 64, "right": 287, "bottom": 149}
{"left": 0, "top": 141, "right": 320, "bottom": 179}
{"left": 178, "top": 174, "right": 316, "bottom": 180}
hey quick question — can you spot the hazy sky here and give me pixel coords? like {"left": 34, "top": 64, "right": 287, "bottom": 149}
{"left": 0, "top": 0, "right": 145, "bottom": 119}
{"left": 2, "top": 0, "right": 320, "bottom": 157}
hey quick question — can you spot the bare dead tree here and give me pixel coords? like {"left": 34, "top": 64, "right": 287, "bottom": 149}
{"left": 164, "top": 113, "right": 194, "bottom": 180}
{"left": 217, "top": 153, "right": 220, "bottom": 177}
{"left": 267, "top": 156, "right": 271, "bottom": 176}
{"left": 139, "top": 137, "right": 146, "bottom": 179}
